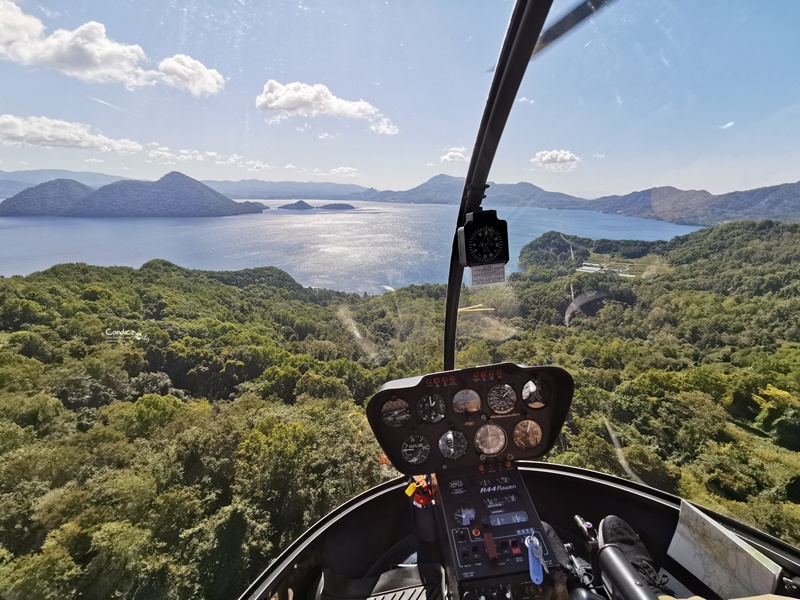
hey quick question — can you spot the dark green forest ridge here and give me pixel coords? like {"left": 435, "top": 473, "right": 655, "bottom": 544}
{"left": 1, "top": 220, "right": 799, "bottom": 599}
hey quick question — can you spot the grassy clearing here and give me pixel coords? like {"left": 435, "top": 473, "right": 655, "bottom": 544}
{"left": 585, "top": 252, "right": 674, "bottom": 278}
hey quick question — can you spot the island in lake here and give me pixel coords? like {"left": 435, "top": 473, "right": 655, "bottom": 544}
{"left": 318, "top": 203, "right": 355, "bottom": 210}
{"left": 277, "top": 201, "right": 355, "bottom": 210}
{"left": 0, "top": 172, "right": 265, "bottom": 217}
{"left": 278, "top": 200, "right": 314, "bottom": 210}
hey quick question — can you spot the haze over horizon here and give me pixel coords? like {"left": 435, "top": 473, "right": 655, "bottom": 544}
{"left": 1, "top": 0, "right": 799, "bottom": 197}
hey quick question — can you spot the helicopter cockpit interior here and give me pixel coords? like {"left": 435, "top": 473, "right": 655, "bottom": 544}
{"left": 237, "top": 1, "right": 800, "bottom": 599}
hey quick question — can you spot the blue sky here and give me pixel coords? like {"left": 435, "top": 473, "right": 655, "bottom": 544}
{"left": 1, "top": 0, "right": 798, "bottom": 197}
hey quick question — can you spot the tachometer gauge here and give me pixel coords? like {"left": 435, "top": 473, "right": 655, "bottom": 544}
{"left": 513, "top": 420, "right": 543, "bottom": 449}
{"left": 438, "top": 430, "right": 468, "bottom": 460}
{"left": 381, "top": 399, "right": 411, "bottom": 428}
{"left": 400, "top": 434, "right": 431, "bottom": 465}
{"left": 417, "top": 393, "right": 446, "bottom": 423}
{"left": 452, "top": 389, "right": 481, "bottom": 413}
{"left": 474, "top": 423, "right": 506, "bottom": 456}
{"left": 487, "top": 383, "right": 516, "bottom": 414}
{"left": 522, "top": 379, "right": 549, "bottom": 409}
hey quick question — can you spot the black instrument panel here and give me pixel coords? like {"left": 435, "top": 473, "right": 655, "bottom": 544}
{"left": 366, "top": 363, "right": 574, "bottom": 475}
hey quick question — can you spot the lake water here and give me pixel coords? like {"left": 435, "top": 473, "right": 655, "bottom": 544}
{"left": 0, "top": 200, "right": 701, "bottom": 294}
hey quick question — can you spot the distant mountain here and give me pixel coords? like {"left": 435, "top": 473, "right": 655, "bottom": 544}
{"left": 0, "top": 169, "right": 126, "bottom": 187}
{"left": 587, "top": 187, "right": 717, "bottom": 223}
{"left": 352, "top": 174, "right": 583, "bottom": 206}
{"left": 0, "top": 180, "right": 32, "bottom": 199}
{"left": 62, "top": 172, "right": 263, "bottom": 217}
{"left": 203, "top": 179, "right": 368, "bottom": 199}
{"left": 354, "top": 174, "right": 800, "bottom": 226}
{"left": 2, "top": 169, "right": 800, "bottom": 224}
{"left": 352, "top": 173, "right": 464, "bottom": 204}
{"left": 0, "top": 179, "right": 94, "bottom": 216}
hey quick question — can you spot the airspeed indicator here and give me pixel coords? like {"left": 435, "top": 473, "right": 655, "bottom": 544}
{"left": 487, "top": 383, "right": 516, "bottom": 414}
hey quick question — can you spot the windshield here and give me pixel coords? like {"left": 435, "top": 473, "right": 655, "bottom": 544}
{"left": 1, "top": 1, "right": 799, "bottom": 598}
{"left": 456, "top": 0, "right": 800, "bottom": 551}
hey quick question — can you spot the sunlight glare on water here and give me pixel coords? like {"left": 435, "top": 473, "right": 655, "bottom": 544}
{"left": 0, "top": 200, "right": 700, "bottom": 294}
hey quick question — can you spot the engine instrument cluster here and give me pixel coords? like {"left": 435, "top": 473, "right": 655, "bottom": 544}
{"left": 366, "top": 363, "right": 574, "bottom": 475}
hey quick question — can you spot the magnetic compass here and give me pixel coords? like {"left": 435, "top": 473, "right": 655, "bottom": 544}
{"left": 457, "top": 210, "right": 510, "bottom": 267}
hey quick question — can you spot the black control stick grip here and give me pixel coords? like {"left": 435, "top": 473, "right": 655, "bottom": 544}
{"left": 597, "top": 545, "right": 660, "bottom": 600}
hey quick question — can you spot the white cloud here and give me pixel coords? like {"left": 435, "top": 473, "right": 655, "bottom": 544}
{"left": 516, "top": 96, "right": 534, "bottom": 104}
{"left": 255, "top": 80, "right": 398, "bottom": 135}
{"left": 215, "top": 153, "right": 243, "bottom": 165}
{"left": 245, "top": 160, "right": 272, "bottom": 171}
{"left": 148, "top": 146, "right": 174, "bottom": 160}
{"left": 0, "top": 114, "right": 142, "bottom": 153}
{"left": 0, "top": 1, "right": 224, "bottom": 95}
{"left": 440, "top": 146, "right": 469, "bottom": 163}
{"left": 530, "top": 149, "right": 582, "bottom": 172}
{"left": 284, "top": 163, "right": 296, "bottom": 169}
{"left": 426, "top": 162, "right": 434, "bottom": 167}
{"left": 719, "top": 121, "right": 735, "bottom": 130}
{"left": 592, "top": 152, "right": 605, "bottom": 159}
{"left": 83, "top": 157, "right": 104, "bottom": 163}
{"left": 205, "top": 151, "right": 219, "bottom": 158}
{"left": 326, "top": 166, "right": 359, "bottom": 178}
{"left": 176, "top": 148, "right": 204, "bottom": 162}
{"left": 295, "top": 123, "right": 310, "bottom": 132}
{"left": 157, "top": 54, "right": 224, "bottom": 96}
{"left": 318, "top": 132, "right": 333, "bottom": 140}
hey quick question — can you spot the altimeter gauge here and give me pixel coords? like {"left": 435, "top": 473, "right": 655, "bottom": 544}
{"left": 474, "top": 423, "right": 507, "bottom": 456}
{"left": 400, "top": 434, "right": 431, "bottom": 465}
{"left": 417, "top": 393, "right": 446, "bottom": 423}
{"left": 513, "top": 420, "right": 543, "bottom": 449}
{"left": 381, "top": 398, "right": 411, "bottom": 428}
{"left": 487, "top": 383, "right": 516, "bottom": 414}
{"left": 439, "top": 430, "right": 468, "bottom": 460}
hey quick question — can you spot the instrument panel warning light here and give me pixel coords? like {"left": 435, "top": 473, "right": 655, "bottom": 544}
{"left": 510, "top": 538, "right": 522, "bottom": 556}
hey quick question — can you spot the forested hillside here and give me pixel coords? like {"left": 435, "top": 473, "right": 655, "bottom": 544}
{"left": 0, "top": 221, "right": 799, "bottom": 598}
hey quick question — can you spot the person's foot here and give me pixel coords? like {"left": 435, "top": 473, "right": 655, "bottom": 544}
{"left": 598, "top": 515, "right": 673, "bottom": 596}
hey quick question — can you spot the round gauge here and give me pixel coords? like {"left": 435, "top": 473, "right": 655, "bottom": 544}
{"left": 474, "top": 423, "right": 507, "bottom": 456}
{"left": 438, "top": 430, "right": 468, "bottom": 460}
{"left": 487, "top": 383, "right": 517, "bottom": 414}
{"left": 467, "top": 225, "right": 506, "bottom": 264}
{"left": 522, "top": 379, "right": 550, "bottom": 409}
{"left": 453, "top": 504, "right": 476, "bottom": 527}
{"left": 417, "top": 393, "right": 446, "bottom": 423}
{"left": 452, "top": 389, "right": 481, "bottom": 413}
{"left": 381, "top": 398, "right": 411, "bottom": 428}
{"left": 513, "top": 420, "right": 543, "bottom": 449}
{"left": 400, "top": 434, "right": 431, "bottom": 465}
